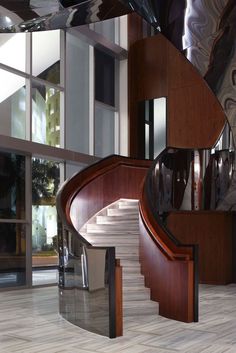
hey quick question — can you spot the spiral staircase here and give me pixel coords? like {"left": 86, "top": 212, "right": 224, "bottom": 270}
{"left": 0, "top": 0, "right": 232, "bottom": 339}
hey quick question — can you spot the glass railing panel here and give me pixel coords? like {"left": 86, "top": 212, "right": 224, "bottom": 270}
{"left": 58, "top": 229, "right": 116, "bottom": 338}
{"left": 147, "top": 144, "right": 235, "bottom": 216}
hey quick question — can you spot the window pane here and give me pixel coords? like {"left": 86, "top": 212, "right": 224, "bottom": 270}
{"left": 32, "top": 30, "right": 60, "bottom": 84}
{"left": 154, "top": 97, "right": 167, "bottom": 158}
{"left": 32, "top": 80, "right": 61, "bottom": 147}
{"left": 0, "top": 223, "right": 26, "bottom": 288}
{"left": 0, "top": 33, "right": 26, "bottom": 72}
{"left": 65, "top": 161, "right": 87, "bottom": 179}
{"left": 32, "top": 158, "right": 60, "bottom": 285}
{"left": 95, "top": 49, "right": 115, "bottom": 106}
{"left": 65, "top": 33, "right": 89, "bottom": 154}
{"left": 0, "top": 71, "right": 26, "bottom": 139}
{"left": 92, "top": 18, "right": 116, "bottom": 43}
{"left": 0, "top": 152, "right": 25, "bottom": 219}
{"left": 95, "top": 105, "right": 115, "bottom": 157}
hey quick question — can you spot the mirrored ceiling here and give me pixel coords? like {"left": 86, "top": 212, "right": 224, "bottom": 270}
{"left": 0, "top": 0, "right": 133, "bottom": 32}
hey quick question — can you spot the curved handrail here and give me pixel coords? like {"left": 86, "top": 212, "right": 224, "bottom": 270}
{"left": 139, "top": 190, "right": 194, "bottom": 261}
{"left": 57, "top": 154, "right": 152, "bottom": 238}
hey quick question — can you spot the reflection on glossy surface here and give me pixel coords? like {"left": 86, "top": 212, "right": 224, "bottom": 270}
{"left": 158, "top": 1, "right": 236, "bottom": 147}
{"left": 0, "top": 152, "right": 25, "bottom": 219}
{"left": 147, "top": 127, "right": 235, "bottom": 214}
{"left": 0, "top": 0, "right": 131, "bottom": 32}
{"left": 58, "top": 228, "right": 116, "bottom": 338}
{"left": 0, "top": 223, "right": 26, "bottom": 288}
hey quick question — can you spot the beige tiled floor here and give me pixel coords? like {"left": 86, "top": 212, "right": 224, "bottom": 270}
{"left": 1, "top": 284, "right": 236, "bottom": 352}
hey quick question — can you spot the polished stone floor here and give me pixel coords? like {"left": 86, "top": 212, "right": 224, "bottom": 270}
{"left": 0, "top": 284, "right": 236, "bottom": 352}
{"left": 32, "top": 269, "right": 58, "bottom": 286}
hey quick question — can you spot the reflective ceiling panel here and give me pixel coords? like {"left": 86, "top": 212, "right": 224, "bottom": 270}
{"left": 0, "top": 0, "right": 133, "bottom": 32}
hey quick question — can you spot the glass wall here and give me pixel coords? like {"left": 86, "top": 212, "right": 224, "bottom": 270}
{"left": 32, "top": 158, "right": 60, "bottom": 285}
{"left": 0, "top": 72, "right": 26, "bottom": 139}
{"left": 95, "top": 104, "right": 115, "bottom": 157}
{"left": 65, "top": 33, "right": 90, "bottom": 154}
{"left": 0, "top": 16, "right": 127, "bottom": 289}
{"left": 0, "top": 151, "right": 26, "bottom": 288}
{"left": 95, "top": 48, "right": 115, "bottom": 107}
{"left": 91, "top": 17, "right": 120, "bottom": 45}
{"left": 94, "top": 47, "right": 117, "bottom": 157}
{"left": 0, "top": 24, "right": 122, "bottom": 157}
{"left": 0, "top": 30, "right": 63, "bottom": 145}
{"left": 0, "top": 33, "right": 26, "bottom": 72}
{"left": 32, "top": 30, "right": 60, "bottom": 84}
{"left": 32, "top": 81, "right": 61, "bottom": 147}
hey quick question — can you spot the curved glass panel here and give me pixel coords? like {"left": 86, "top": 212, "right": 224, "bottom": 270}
{"left": 58, "top": 228, "right": 116, "bottom": 337}
{"left": 147, "top": 126, "right": 234, "bottom": 216}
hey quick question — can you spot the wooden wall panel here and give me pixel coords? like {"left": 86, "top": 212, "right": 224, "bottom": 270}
{"left": 168, "top": 83, "right": 225, "bottom": 147}
{"left": 128, "top": 13, "right": 143, "bottom": 48}
{"left": 129, "top": 34, "right": 226, "bottom": 156}
{"left": 166, "top": 212, "right": 233, "bottom": 284}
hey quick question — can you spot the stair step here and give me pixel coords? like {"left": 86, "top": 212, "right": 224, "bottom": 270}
{"left": 119, "top": 199, "right": 139, "bottom": 206}
{"left": 116, "top": 254, "right": 139, "bottom": 261}
{"left": 118, "top": 204, "right": 139, "bottom": 209}
{"left": 107, "top": 208, "right": 139, "bottom": 216}
{"left": 84, "top": 230, "right": 140, "bottom": 236}
{"left": 122, "top": 266, "right": 141, "bottom": 274}
{"left": 124, "top": 300, "right": 158, "bottom": 316}
{"left": 86, "top": 223, "right": 139, "bottom": 232}
{"left": 120, "top": 259, "right": 141, "bottom": 267}
{"left": 96, "top": 215, "right": 139, "bottom": 224}
{"left": 89, "top": 239, "right": 139, "bottom": 246}
{"left": 81, "top": 231, "right": 139, "bottom": 238}
{"left": 123, "top": 287, "right": 150, "bottom": 300}
{"left": 123, "top": 276, "right": 144, "bottom": 285}
{"left": 123, "top": 272, "right": 144, "bottom": 280}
